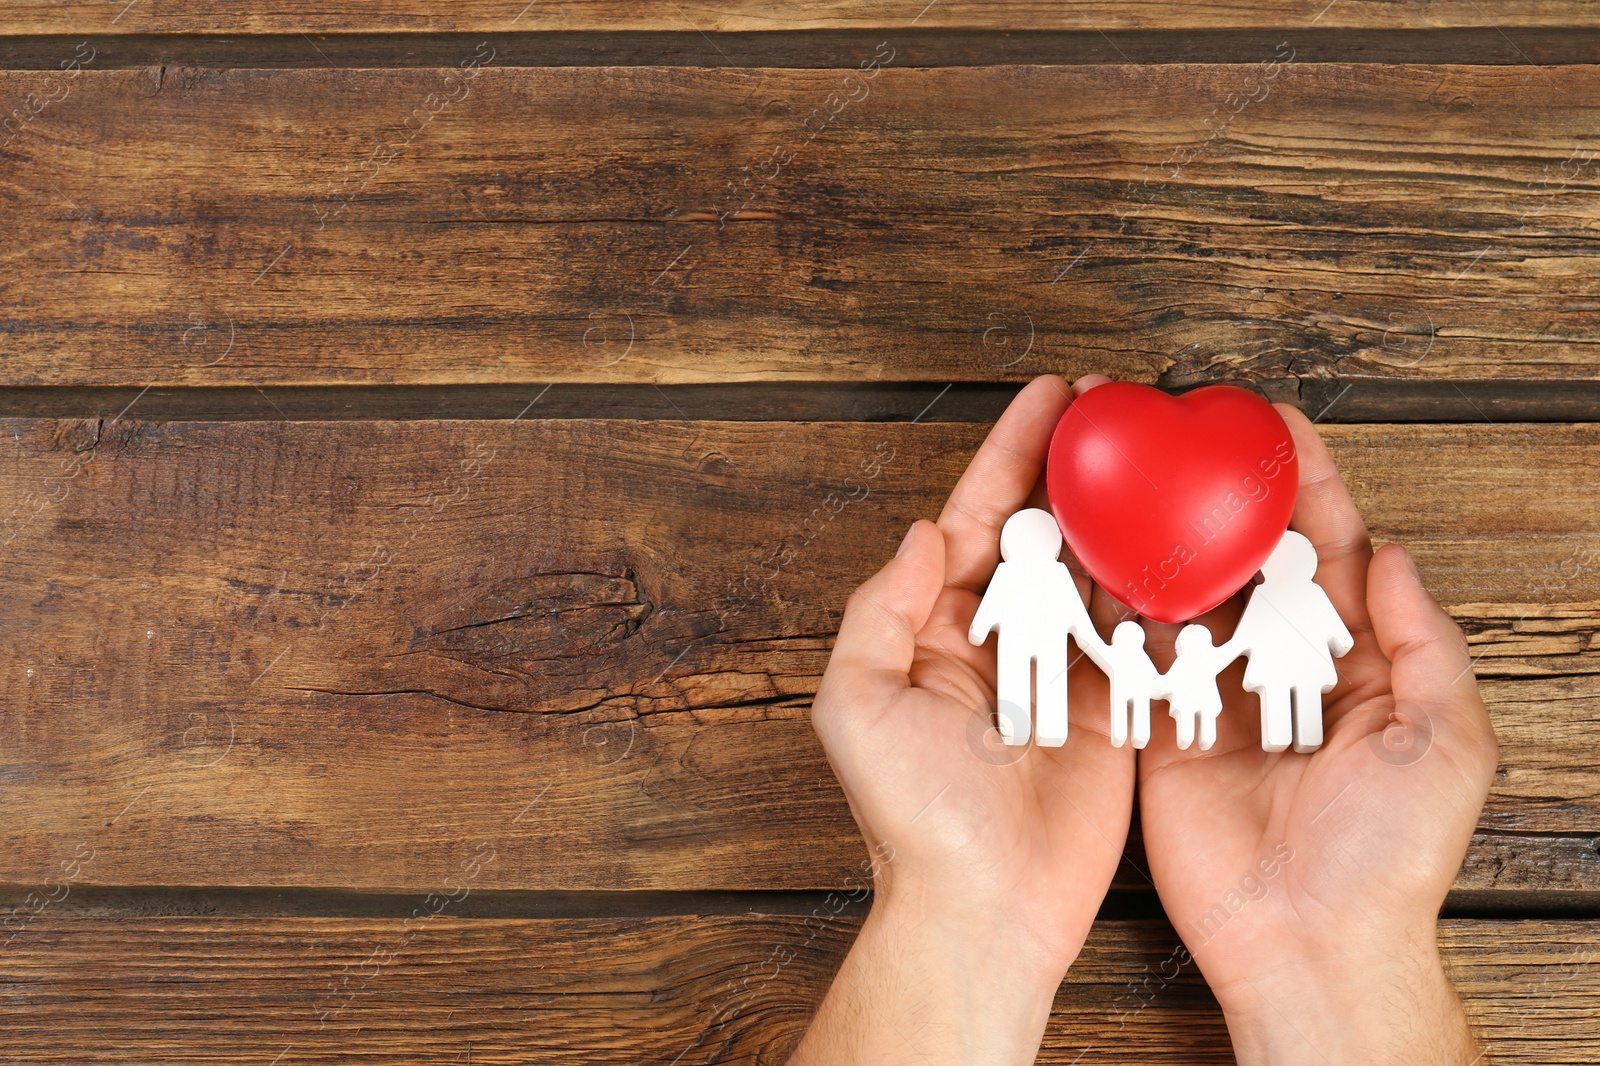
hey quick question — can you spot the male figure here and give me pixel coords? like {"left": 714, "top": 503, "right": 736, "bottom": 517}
{"left": 968, "top": 509, "right": 1108, "bottom": 745}
{"left": 1233, "top": 530, "right": 1354, "bottom": 752}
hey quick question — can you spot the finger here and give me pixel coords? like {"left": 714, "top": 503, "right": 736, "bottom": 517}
{"left": 1023, "top": 477, "right": 1052, "bottom": 514}
{"left": 822, "top": 520, "right": 947, "bottom": 699}
{"left": 1137, "top": 618, "right": 1184, "bottom": 671}
{"left": 1367, "top": 543, "right": 1496, "bottom": 755}
{"left": 938, "top": 375, "right": 1073, "bottom": 595}
{"left": 1276, "top": 403, "right": 1375, "bottom": 639}
{"left": 975, "top": 373, "right": 1107, "bottom": 589}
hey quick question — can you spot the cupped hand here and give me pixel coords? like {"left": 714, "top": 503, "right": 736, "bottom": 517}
{"left": 810, "top": 374, "right": 1137, "bottom": 977}
{"left": 1131, "top": 399, "right": 1500, "bottom": 1063}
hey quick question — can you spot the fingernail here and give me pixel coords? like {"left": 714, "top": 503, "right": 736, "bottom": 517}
{"left": 1401, "top": 546, "right": 1422, "bottom": 582}
{"left": 895, "top": 523, "right": 917, "bottom": 558}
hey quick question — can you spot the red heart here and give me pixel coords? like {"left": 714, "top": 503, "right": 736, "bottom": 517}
{"left": 1046, "top": 382, "right": 1299, "bottom": 624}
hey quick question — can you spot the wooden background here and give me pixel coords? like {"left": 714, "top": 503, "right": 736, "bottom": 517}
{"left": 1, "top": 3, "right": 1597, "bottom": 1062}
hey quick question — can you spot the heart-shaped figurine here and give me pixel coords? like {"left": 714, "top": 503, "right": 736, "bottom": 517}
{"left": 1046, "top": 382, "right": 1299, "bottom": 624}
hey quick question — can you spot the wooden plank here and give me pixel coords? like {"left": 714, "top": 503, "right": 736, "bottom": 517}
{"left": 0, "top": 1, "right": 1594, "bottom": 35}
{"left": 0, "top": 915, "right": 1593, "bottom": 1063}
{"left": 0, "top": 420, "right": 1594, "bottom": 894}
{"left": 3, "top": 31, "right": 1600, "bottom": 71}
{"left": 4, "top": 65, "right": 1600, "bottom": 390}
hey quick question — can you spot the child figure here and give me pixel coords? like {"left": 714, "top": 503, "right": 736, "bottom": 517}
{"left": 1104, "top": 621, "right": 1163, "bottom": 749}
{"left": 1162, "top": 625, "right": 1241, "bottom": 751}
{"left": 968, "top": 509, "right": 1108, "bottom": 746}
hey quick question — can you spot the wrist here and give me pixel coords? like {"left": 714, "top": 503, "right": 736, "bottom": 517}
{"left": 876, "top": 862, "right": 1081, "bottom": 987}
{"left": 789, "top": 889, "right": 1065, "bottom": 1066}
{"left": 838, "top": 881, "right": 1067, "bottom": 1064}
{"left": 1214, "top": 925, "right": 1479, "bottom": 1065}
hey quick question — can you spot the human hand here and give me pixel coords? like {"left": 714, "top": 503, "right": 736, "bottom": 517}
{"left": 791, "top": 375, "right": 1137, "bottom": 1065}
{"left": 1131, "top": 398, "right": 1499, "bottom": 1064}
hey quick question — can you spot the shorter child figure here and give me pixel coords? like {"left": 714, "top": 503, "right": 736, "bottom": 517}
{"left": 1104, "top": 621, "right": 1163, "bottom": 749}
{"left": 1163, "top": 625, "right": 1240, "bottom": 751}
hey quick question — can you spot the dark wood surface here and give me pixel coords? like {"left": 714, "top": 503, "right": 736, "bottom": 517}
{"left": 5, "top": 63, "right": 1600, "bottom": 393}
{"left": 2, "top": 1, "right": 1597, "bottom": 33}
{"left": 0, "top": 915, "right": 1594, "bottom": 1063}
{"left": 0, "top": 419, "right": 1593, "bottom": 899}
{"left": 1, "top": 4, "right": 1596, "bottom": 1061}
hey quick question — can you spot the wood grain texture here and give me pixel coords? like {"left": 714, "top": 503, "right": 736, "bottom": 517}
{"left": 0, "top": 915, "right": 1594, "bottom": 1064}
{"left": 1, "top": 1, "right": 1595, "bottom": 34}
{"left": 0, "top": 419, "right": 1592, "bottom": 895}
{"left": 4, "top": 31, "right": 1600, "bottom": 72}
{"left": 4, "top": 64, "right": 1600, "bottom": 389}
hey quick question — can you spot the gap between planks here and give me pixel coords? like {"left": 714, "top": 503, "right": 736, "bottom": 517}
{"left": 0, "top": 381, "right": 1597, "bottom": 423}
{"left": 0, "top": 29, "right": 1598, "bottom": 68}
{"left": 2, "top": 886, "right": 1597, "bottom": 920}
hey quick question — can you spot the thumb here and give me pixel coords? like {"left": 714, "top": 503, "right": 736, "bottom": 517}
{"left": 1367, "top": 543, "right": 1496, "bottom": 751}
{"left": 823, "top": 520, "right": 946, "bottom": 692}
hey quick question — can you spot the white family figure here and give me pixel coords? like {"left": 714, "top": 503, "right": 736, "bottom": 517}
{"left": 1105, "top": 622, "right": 1161, "bottom": 749}
{"left": 969, "top": 511, "right": 1352, "bottom": 753}
{"left": 968, "top": 509, "right": 1108, "bottom": 746}
{"left": 1162, "top": 625, "right": 1244, "bottom": 751}
{"left": 1233, "top": 530, "right": 1354, "bottom": 753}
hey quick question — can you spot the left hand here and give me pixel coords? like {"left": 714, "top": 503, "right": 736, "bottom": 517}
{"left": 792, "top": 375, "right": 1136, "bottom": 1064}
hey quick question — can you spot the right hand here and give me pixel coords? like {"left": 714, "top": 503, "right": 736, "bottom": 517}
{"left": 1131, "top": 399, "right": 1499, "bottom": 1063}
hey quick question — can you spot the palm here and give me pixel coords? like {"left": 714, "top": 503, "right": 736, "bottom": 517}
{"left": 903, "top": 581, "right": 1133, "bottom": 961}
{"left": 1137, "top": 406, "right": 1497, "bottom": 1000}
